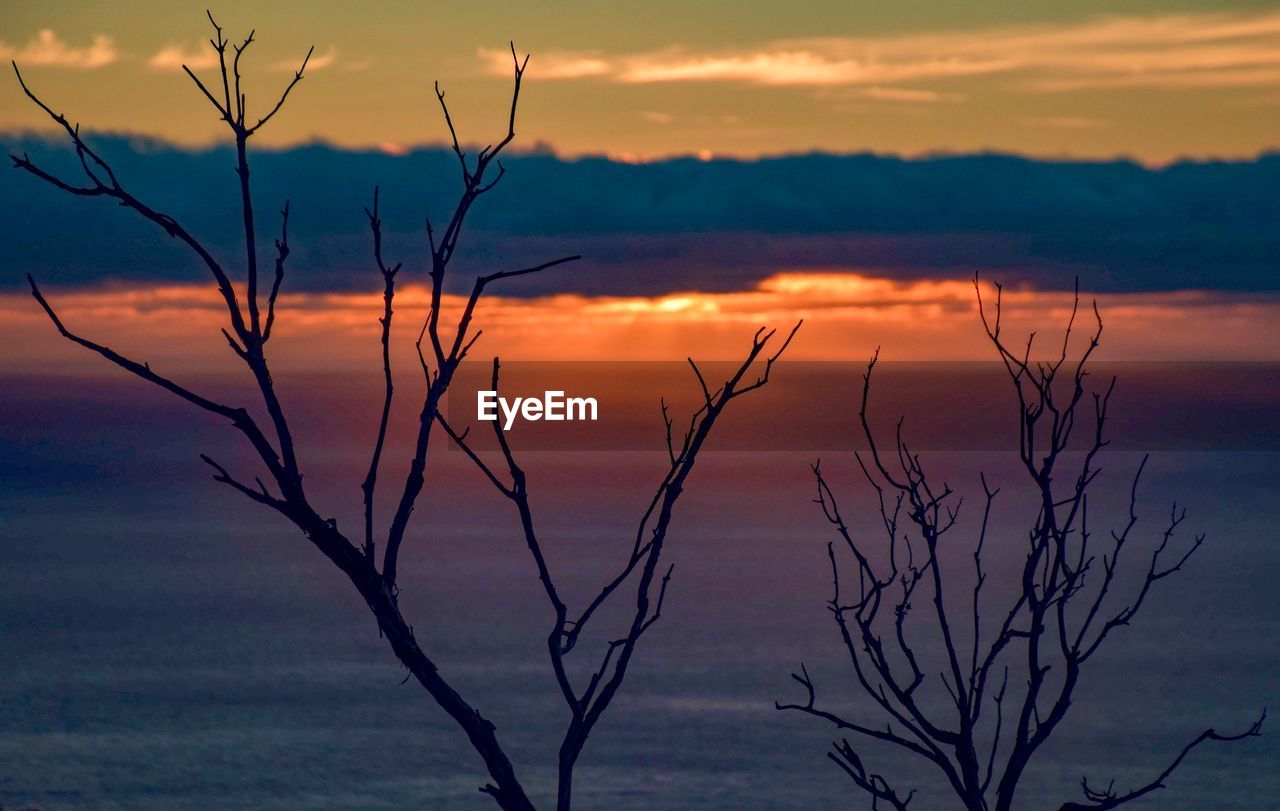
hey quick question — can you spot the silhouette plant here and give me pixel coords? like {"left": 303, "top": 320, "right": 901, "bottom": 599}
{"left": 11, "top": 14, "right": 798, "bottom": 810}
{"left": 778, "top": 280, "right": 1263, "bottom": 811}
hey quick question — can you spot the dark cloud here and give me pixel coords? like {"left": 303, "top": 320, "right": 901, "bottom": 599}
{"left": 3, "top": 133, "right": 1277, "bottom": 294}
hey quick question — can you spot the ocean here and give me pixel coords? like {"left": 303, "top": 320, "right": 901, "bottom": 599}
{"left": 1, "top": 375, "right": 1276, "bottom": 810}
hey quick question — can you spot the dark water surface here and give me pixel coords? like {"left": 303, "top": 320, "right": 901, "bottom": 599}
{"left": 1, "top": 377, "right": 1276, "bottom": 810}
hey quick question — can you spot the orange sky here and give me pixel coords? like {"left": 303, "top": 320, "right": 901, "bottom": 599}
{"left": 3, "top": 3, "right": 1280, "bottom": 163}
{"left": 5, "top": 273, "right": 1277, "bottom": 382}
{"left": 3, "top": 5, "right": 1275, "bottom": 371}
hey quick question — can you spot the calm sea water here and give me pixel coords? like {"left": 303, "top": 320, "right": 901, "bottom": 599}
{"left": 1, "top": 378, "right": 1276, "bottom": 810}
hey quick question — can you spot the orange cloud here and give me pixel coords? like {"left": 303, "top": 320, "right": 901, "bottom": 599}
{"left": 485, "top": 10, "right": 1280, "bottom": 95}
{"left": 148, "top": 44, "right": 337, "bottom": 74}
{"left": 0, "top": 29, "right": 117, "bottom": 70}
{"left": 148, "top": 42, "right": 220, "bottom": 72}
{"left": 478, "top": 47, "right": 610, "bottom": 79}
{"left": 270, "top": 46, "right": 338, "bottom": 72}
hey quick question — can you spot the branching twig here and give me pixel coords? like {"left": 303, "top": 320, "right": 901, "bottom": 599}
{"left": 782, "top": 278, "right": 1263, "bottom": 811}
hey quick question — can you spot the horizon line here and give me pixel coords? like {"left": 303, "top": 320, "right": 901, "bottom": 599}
{"left": 5, "top": 126, "right": 1279, "bottom": 170}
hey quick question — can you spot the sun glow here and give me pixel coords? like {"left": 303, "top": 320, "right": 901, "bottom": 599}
{"left": 3, "top": 272, "right": 1278, "bottom": 376}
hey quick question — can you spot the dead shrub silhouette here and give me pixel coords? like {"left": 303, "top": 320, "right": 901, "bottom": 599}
{"left": 12, "top": 14, "right": 798, "bottom": 810}
{"left": 778, "top": 280, "right": 1263, "bottom": 811}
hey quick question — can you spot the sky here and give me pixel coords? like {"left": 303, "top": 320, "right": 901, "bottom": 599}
{"left": 3, "top": 275, "right": 1278, "bottom": 378}
{"left": 1, "top": 2, "right": 1277, "bottom": 366}
{"left": 2, "top": 1, "right": 1280, "bottom": 163}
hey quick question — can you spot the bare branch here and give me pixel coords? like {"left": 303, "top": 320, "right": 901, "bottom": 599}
{"left": 201, "top": 453, "right": 284, "bottom": 509}
{"left": 361, "top": 187, "right": 402, "bottom": 561}
{"left": 263, "top": 201, "right": 290, "bottom": 341}
{"left": 11, "top": 62, "right": 249, "bottom": 339}
{"left": 15, "top": 19, "right": 548, "bottom": 808}
{"left": 787, "top": 280, "right": 1261, "bottom": 811}
{"left": 1059, "top": 712, "right": 1265, "bottom": 811}
{"left": 251, "top": 44, "right": 314, "bottom": 134}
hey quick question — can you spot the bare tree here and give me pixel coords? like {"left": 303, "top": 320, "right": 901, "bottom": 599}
{"left": 11, "top": 15, "right": 798, "bottom": 810}
{"left": 778, "top": 279, "right": 1264, "bottom": 811}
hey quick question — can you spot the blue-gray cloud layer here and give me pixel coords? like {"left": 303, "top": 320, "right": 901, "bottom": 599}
{"left": 4, "top": 134, "right": 1277, "bottom": 294}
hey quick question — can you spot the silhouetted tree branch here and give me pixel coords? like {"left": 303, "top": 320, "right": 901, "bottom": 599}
{"left": 1059, "top": 711, "right": 1265, "bottom": 811}
{"left": 12, "top": 16, "right": 797, "bottom": 810}
{"left": 361, "top": 186, "right": 400, "bottom": 561}
{"left": 440, "top": 320, "right": 800, "bottom": 809}
{"left": 778, "top": 278, "right": 1263, "bottom": 811}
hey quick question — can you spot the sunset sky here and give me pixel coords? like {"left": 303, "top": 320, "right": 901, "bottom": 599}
{"left": 1, "top": 2, "right": 1277, "bottom": 367}
{"left": 3, "top": 1, "right": 1280, "bottom": 162}
{"left": 3, "top": 276, "right": 1278, "bottom": 376}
